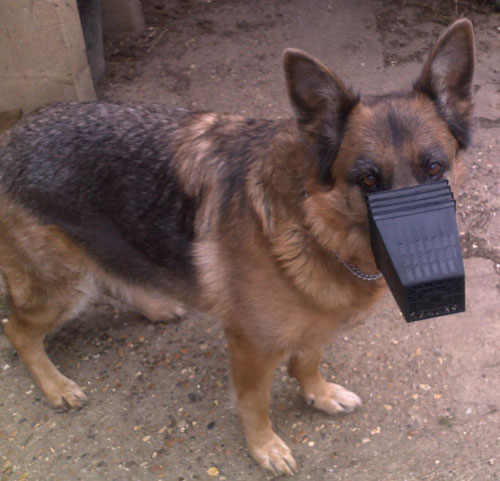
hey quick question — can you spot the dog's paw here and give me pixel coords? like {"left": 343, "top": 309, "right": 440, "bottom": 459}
{"left": 304, "top": 382, "right": 362, "bottom": 415}
{"left": 144, "top": 303, "right": 187, "bottom": 323}
{"left": 45, "top": 377, "right": 88, "bottom": 410}
{"left": 171, "top": 304, "right": 187, "bottom": 318}
{"left": 249, "top": 432, "right": 297, "bottom": 477}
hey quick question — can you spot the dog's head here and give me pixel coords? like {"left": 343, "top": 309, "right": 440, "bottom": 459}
{"left": 284, "top": 19, "right": 474, "bottom": 264}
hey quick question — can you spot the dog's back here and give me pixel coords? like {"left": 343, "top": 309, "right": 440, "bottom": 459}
{"left": 0, "top": 102, "right": 200, "bottom": 286}
{"left": 0, "top": 102, "right": 290, "bottom": 289}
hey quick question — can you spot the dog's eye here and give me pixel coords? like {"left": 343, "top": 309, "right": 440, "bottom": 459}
{"left": 361, "top": 174, "right": 377, "bottom": 188}
{"left": 427, "top": 162, "right": 442, "bottom": 176}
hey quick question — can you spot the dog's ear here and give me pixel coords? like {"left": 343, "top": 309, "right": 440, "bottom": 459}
{"left": 414, "top": 19, "right": 475, "bottom": 149}
{"left": 283, "top": 49, "right": 358, "bottom": 184}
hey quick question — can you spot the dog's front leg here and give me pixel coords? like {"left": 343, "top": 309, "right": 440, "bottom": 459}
{"left": 288, "top": 343, "right": 362, "bottom": 415}
{"left": 226, "top": 329, "right": 297, "bottom": 476}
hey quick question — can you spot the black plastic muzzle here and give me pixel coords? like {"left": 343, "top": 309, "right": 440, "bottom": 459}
{"left": 367, "top": 180, "right": 465, "bottom": 322}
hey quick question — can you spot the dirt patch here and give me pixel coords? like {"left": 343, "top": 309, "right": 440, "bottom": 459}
{"left": 375, "top": 0, "right": 497, "bottom": 68}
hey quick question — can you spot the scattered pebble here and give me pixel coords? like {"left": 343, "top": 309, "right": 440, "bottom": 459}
{"left": 2, "top": 460, "right": 13, "bottom": 474}
{"left": 207, "top": 466, "right": 219, "bottom": 476}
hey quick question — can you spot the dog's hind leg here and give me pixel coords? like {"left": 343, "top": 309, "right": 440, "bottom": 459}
{"left": 2, "top": 269, "right": 93, "bottom": 409}
{"left": 0, "top": 218, "right": 95, "bottom": 409}
{"left": 288, "top": 342, "right": 362, "bottom": 415}
{"left": 114, "top": 284, "right": 187, "bottom": 322}
{"left": 3, "top": 311, "right": 88, "bottom": 409}
{"left": 226, "top": 328, "right": 297, "bottom": 476}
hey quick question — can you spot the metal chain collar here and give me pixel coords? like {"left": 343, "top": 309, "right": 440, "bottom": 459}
{"left": 332, "top": 250, "right": 383, "bottom": 282}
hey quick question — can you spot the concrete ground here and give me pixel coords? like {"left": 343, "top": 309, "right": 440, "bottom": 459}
{"left": 1, "top": 1, "right": 499, "bottom": 480}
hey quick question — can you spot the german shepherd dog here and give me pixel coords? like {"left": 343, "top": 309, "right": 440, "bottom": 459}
{"left": 0, "top": 20, "right": 474, "bottom": 475}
